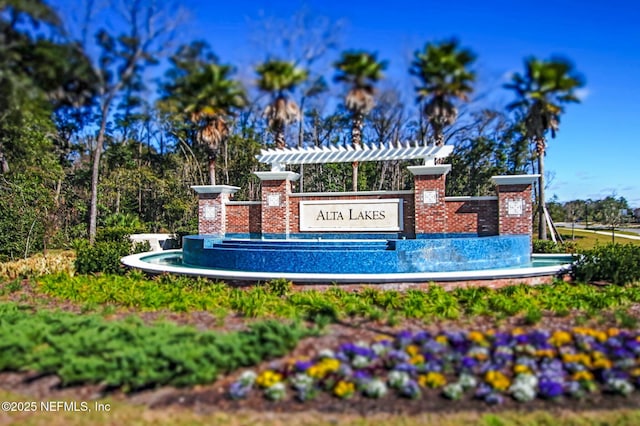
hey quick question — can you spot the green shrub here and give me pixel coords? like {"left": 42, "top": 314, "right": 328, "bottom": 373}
{"left": 572, "top": 243, "right": 640, "bottom": 285}
{"left": 73, "top": 226, "right": 151, "bottom": 275}
{"left": 533, "top": 239, "right": 577, "bottom": 254}
{"left": 0, "top": 302, "right": 312, "bottom": 391}
{"left": 74, "top": 240, "right": 131, "bottom": 274}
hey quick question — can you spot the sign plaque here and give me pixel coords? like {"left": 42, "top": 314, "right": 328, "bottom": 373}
{"left": 300, "top": 199, "right": 403, "bottom": 231}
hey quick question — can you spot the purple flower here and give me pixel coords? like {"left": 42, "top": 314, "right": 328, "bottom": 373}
{"left": 485, "top": 392, "right": 504, "bottom": 405}
{"left": 396, "top": 330, "right": 413, "bottom": 347}
{"left": 229, "top": 381, "right": 251, "bottom": 400}
{"left": 475, "top": 382, "right": 492, "bottom": 399}
{"left": 539, "top": 379, "right": 564, "bottom": 399}
{"left": 294, "top": 360, "right": 314, "bottom": 372}
{"left": 399, "top": 379, "right": 421, "bottom": 399}
{"left": 461, "top": 356, "right": 477, "bottom": 371}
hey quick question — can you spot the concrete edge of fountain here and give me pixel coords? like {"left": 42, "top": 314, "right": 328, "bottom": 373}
{"left": 121, "top": 251, "right": 574, "bottom": 286}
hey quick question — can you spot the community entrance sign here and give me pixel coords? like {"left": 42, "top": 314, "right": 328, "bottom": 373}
{"left": 299, "top": 199, "right": 402, "bottom": 231}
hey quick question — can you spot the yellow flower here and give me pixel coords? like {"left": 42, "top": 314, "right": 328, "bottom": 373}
{"left": 419, "top": 372, "right": 447, "bottom": 388}
{"left": 513, "top": 364, "right": 531, "bottom": 374}
{"left": 307, "top": 358, "right": 341, "bottom": 379}
{"left": 485, "top": 370, "right": 510, "bottom": 391}
{"left": 333, "top": 380, "right": 355, "bottom": 398}
{"left": 607, "top": 328, "right": 620, "bottom": 337}
{"left": 410, "top": 354, "right": 425, "bottom": 365}
{"left": 535, "top": 348, "right": 556, "bottom": 358}
{"left": 549, "top": 330, "right": 573, "bottom": 346}
{"left": 572, "top": 371, "right": 594, "bottom": 381}
{"left": 468, "top": 331, "right": 485, "bottom": 344}
{"left": 256, "top": 370, "right": 283, "bottom": 388}
{"left": 406, "top": 344, "right": 420, "bottom": 356}
{"left": 630, "top": 368, "right": 640, "bottom": 377}
{"left": 594, "top": 331, "right": 608, "bottom": 343}
{"left": 435, "top": 335, "right": 448, "bottom": 344}
{"left": 593, "top": 358, "right": 612, "bottom": 370}
{"left": 512, "top": 327, "right": 525, "bottom": 336}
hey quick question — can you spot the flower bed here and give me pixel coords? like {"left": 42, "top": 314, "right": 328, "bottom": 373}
{"left": 229, "top": 327, "right": 640, "bottom": 405}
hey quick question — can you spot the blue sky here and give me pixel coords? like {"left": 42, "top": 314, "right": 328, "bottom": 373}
{"left": 180, "top": 0, "right": 640, "bottom": 207}
{"left": 54, "top": 0, "right": 640, "bottom": 207}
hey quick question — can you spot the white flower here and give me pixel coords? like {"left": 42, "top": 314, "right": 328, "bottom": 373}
{"left": 458, "top": 373, "right": 478, "bottom": 391}
{"left": 509, "top": 374, "right": 538, "bottom": 402}
{"left": 238, "top": 370, "right": 257, "bottom": 386}
{"left": 291, "top": 373, "right": 314, "bottom": 391}
{"left": 352, "top": 355, "right": 371, "bottom": 369}
{"left": 363, "top": 379, "right": 388, "bottom": 398}
{"left": 388, "top": 370, "right": 410, "bottom": 389}
{"left": 264, "top": 382, "right": 287, "bottom": 401}
{"left": 607, "top": 378, "right": 634, "bottom": 396}
{"left": 371, "top": 342, "right": 390, "bottom": 356}
{"left": 318, "top": 349, "right": 335, "bottom": 359}
{"left": 443, "top": 382, "right": 464, "bottom": 400}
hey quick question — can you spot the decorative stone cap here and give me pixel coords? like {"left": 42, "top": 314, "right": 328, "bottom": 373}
{"left": 491, "top": 174, "right": 541, "bottom": 186}
{"left": 191, "top": 185, "right": 240, "bottom": 194}
{"left": 407, "top": 164, "right": 452, "bottom": 176}
{"left": 254, "top": 171, "right": 301, "bottom": 181}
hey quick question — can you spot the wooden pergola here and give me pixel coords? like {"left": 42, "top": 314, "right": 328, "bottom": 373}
{"left": 256, "top": 143, "right": 454, "bottom": 171}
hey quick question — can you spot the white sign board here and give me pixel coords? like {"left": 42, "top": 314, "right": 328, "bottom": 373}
{"left": 300, "top": 199, "right": 403, "bottom": 231}
{"left": 507, "top": 199, "right": 524, "bottom": 216}
{"left": 203, "top": 205, "right": 217, "bottom": 220}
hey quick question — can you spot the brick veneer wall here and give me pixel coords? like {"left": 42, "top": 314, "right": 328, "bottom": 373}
{"left": 226, "top": 203, "right": 262, "bottom": 234}
{"left": 445, "top": 198, "right": 499, "bottom": 236}
{"left": 288, "top": 192, "right": 415, "bottom": 237}
{"left": 414, "top": 174, "right": 447, "bottom": 234}
{"left": 197, "top": 192, "right": 230, "bottom": 235}
{"left": 496, "top": 184, "right": 533, "bottom": 236}
{"left": 261, "top": 179, "right": 292, "bottom": 235}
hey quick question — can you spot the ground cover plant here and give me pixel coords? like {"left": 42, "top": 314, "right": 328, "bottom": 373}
{"left": 0, "top": 302, "right": 313, "bottom": 391}
{"left": 31, "top": 272, "right": 640, "bottom": 325}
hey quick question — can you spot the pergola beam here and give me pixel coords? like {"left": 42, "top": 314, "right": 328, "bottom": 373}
{"left": 256, "top": 143, "right": 453, "bottom": 171}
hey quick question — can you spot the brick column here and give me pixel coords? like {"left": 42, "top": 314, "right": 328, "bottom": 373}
{"left": 491, "top": 175, "right": 539, "bottom": 238}
{"left": 191, "top": 185, "right": 239, "bottom": 236}
{"left": 254, "top": 171, "right": 300, "bottom": 238}
{"left": 408, "top": 164, "right": 452, "bottom": 236}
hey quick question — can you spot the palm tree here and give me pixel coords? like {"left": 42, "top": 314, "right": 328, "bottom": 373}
{"left": 162, "top": 60, "right": 246, "bottom": 185}
{"left": 409, "top": 39, "right": 476, "bottom": 146}
{"left": 186, "top": 64, "right": 246, "bottom": 185}
{"left": 256, "top": 60, "right": 308, "bottom": 149}
{"left": 334, "top": 50, "right": 387, "bottom": 191}
{"left": 504, "top": 57, "right": 584, "bottom": 240}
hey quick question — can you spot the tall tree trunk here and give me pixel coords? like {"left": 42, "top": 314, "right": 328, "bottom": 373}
{"left": 89, "top": 107, "right": 110, "bottom": 245}
{"left": 209, "top": 157, "right": 216, "bottom": 186}
{"left": 537, "top": 138, "right": 547, "bottom": 240}
{"left": 351, "top": 113, "right": 363, "bottom": 192}
{"left": 275, "top": 122, "right": 286, "bottom": 149}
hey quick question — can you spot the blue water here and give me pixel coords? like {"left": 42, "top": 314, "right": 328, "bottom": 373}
{"left": 176, "top": 234, "right": 537, "bottom": 274}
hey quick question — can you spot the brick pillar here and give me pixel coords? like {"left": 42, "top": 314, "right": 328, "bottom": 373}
{"left": 254, "top": 171, "right": 300, "bottom": 238}
{"left": 491, "top": 175, "right": 539, "bottom": 238}
{"left": 408, "top": 164, "right": 452, "bottom": 236}
{"left": 191, "top": 185, "right": 240, "bottom": 236}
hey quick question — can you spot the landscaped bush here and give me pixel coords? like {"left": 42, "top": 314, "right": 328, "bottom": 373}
{"left": 533, "top": 239, "right": 577, "bottom": 254}
{"left": 0, "top": 251, "right": 75, "bottom": 281}
{"left": 573, "top": 243, "right": 640, "bottom": 285}
{"left": 35, "top": 274, "right": 640, "bottom": 326}
{"left": 74, "top": 230, "right": 150, "bottom": 275}
{"left": 230, "top": 327, "right": 640, "bottom": 403}
{"left": 0, "top": 302, "right": 312, "bottom": 391}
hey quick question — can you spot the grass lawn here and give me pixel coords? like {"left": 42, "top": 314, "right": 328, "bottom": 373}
{"left": 553, "top": 228, "right": 640, "bottom": 250}
{"left": 3, "top": 391, "right": 640, "bottom": 426}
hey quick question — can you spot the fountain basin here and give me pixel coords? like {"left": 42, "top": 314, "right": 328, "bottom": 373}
{"left": 181, "top": 234, "right": 531, "bottom": 274}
